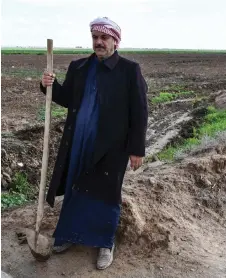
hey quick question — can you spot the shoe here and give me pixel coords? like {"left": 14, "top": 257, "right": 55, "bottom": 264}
{"left": 97, "top": 244, "right": 115, "bottom": 270}
{"left": 52, "top": 242, "right": 73, "bottom": 253}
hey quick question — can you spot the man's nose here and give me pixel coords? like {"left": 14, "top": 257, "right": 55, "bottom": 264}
{"left": 96, "top": 37, "right": 102, "bottom": 45}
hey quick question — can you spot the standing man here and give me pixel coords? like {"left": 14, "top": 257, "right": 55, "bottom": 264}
{"left": 40, "top": 17, "right": 148, "bottom": 270}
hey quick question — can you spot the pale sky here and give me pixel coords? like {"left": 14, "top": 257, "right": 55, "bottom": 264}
{"left": 1, "top": 0, "right": 226, "bottom": 49}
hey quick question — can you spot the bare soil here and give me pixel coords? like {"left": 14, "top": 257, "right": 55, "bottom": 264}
{"left": 1, "top": 53, "right": 226, "bottom": 278}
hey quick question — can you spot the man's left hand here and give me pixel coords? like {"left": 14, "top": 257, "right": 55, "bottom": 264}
{"left": 130, "top": 155, "right": 143, "bottom": 171}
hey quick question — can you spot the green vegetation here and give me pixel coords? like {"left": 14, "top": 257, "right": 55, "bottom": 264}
{"left": 38, "top": 104, "right": 67, "bottom": 121}
{"left": 165, "top": 84, "right": 186, "bottom": 91}
{"left": 191, "top": 95, "right": 209, "bottom": 106}
{"left": 198, "top": 107, "right": 226, "bottom": 137}
{"left": 1, "top": 48, "right": 93, "bottom": 55}
{"left": 155, "top": 106, "right": 226, "bottom": 161}
{"left": 1, "top": 172, "right": 36, "bottom": 210}
{"left": 2, "top": 69, "right": 42, "bottom": 78}
{"left": 152, "top": 92, "right": 175, "bottom": 104}
{"left": 1, "top": 48, "right": 226, "bottom": 55}
{"left": 152, "top": 90, "right": 195, "bottom": 104}
{"left": 2, "top": 68, "right": 66, "bottom": 80}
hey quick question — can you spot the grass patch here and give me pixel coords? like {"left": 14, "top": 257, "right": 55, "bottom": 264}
{"left": 2, "top": 69, "right": 42, "bottom": 78}
{"left": 1, "top": 68, "right": 66, "bottom": 80}
{"left": 155, "top": 106, "right": 226, "bottom": 161}
{"left": 1, "top": 172, "right": 36, "bottom": 210}
{"left": 152, "top": 92, "right": 175, "bottom": 104}
{"left": 191, "top": 96, "right": 209, "bottom": 106}
{"left": 168, "top": 84, "right": 186, "bottom": 91}
{"left": 152, "top": 90, "right": 195, "bottom": 104}
{"left": 38, "top": 104, "right": 67, "bottom": 121}
{"left": 174, "top": 131, "right": 226, "bottom": 161}
{"left": 199, "top": 107, "right": 226, "bottom": 136}
{"left": 179, "top": 91, "right": 194, "bottom": 96}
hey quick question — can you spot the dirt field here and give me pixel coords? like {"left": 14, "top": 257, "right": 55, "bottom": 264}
{"left": 1, "top": 52, "right": 226, "bottom": 278}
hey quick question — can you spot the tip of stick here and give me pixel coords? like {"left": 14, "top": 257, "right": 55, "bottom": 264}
{"left": 47, "top": 39, "right": 53, "bottom": 53}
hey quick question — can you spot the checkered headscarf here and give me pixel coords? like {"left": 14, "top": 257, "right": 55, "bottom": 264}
{"left": 90, "top": 17, "right": 121, "bottom": 48}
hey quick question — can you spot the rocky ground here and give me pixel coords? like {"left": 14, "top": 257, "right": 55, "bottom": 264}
{"left": 1, "top": 52, "right": 226, "bottom": 278}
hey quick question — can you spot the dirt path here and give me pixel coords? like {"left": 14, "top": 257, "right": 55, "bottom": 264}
{"left": 1, "top": 200, "right": 225, "bottom": 278}
{"left": 1, "top": 233, "right": 224, "bottom": 278}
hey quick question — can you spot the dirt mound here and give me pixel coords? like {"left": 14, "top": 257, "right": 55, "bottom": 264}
{"left": 1, "top": 120, "right": 65, "bottom": 190}
{"left": 1, "top": 151, "right": 226, "bottom": 278}
{"left": 119, "top": 151, "right": 226, "bottom": 257}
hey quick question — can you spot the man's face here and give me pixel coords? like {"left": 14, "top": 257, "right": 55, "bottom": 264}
{"left": 92, "top": 30, "right": 115, "bottom": 60}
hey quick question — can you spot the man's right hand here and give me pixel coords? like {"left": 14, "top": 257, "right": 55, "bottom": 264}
{"left": 41, "top": 71, "right": 56, "bottom": 87}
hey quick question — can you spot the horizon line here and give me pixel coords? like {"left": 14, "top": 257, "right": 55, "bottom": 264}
{"left": 1, "top": 46, "right": 226, "bottom": 51}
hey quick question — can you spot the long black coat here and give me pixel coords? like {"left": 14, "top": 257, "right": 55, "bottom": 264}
{"left": 40, "top": 51, "right": 148, "bottom": 207}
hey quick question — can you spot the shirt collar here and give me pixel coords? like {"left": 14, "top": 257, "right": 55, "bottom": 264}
{"left": 102, "top": 50, "right": 119, "bottom": 70}
{"left": 77, "top": 51, "right": 119, "bottom": 70}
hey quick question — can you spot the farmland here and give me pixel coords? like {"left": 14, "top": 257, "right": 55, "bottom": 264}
{"left": 1, "top": 50, "right": 226, "bottom": 278}
{"left": 2, "top": 47, "right": 226, "bottom": 55}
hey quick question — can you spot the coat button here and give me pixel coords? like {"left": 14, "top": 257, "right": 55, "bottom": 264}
{"left": 73, "top": 109, "right": 76, "bottom": 113}
{"left": 104, "top": 172, "right": 109, "bottom": 176}
{"left": 68, "top": 125, "right": 71, "bottom": 130}
{"left": 66, "top": 141, "right": 68, "bottom": 146}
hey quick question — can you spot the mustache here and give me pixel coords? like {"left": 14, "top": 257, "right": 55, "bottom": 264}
{"left": 95, "top": 45, "right": 105, "bottom": 49}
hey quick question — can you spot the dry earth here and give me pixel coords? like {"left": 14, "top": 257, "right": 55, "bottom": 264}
{"left": 1, "top": 52, "right": 226, "bottom": 278}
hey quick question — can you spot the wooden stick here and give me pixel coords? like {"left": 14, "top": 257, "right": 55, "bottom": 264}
{"left": 35, "top": 39, "right": 53, "bottom": 239}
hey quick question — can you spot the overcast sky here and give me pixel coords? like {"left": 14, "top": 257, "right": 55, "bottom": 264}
{"left": 2, "top": 0, "right": 226, "bottom": 49}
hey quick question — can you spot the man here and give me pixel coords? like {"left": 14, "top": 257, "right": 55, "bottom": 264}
{"left": 40, "top": 17, "right": 148, "bottom": 270}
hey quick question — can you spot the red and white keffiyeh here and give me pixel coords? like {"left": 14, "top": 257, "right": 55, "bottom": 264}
{"left": 90, "top": 17, "right": 121, "bottom": 48}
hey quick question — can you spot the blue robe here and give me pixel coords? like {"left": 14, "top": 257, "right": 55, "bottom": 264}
{"left": 53, "top": 57, "right": 120, "bottom": 248}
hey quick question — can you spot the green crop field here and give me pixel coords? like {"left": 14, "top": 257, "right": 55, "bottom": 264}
{"left": 1, "top": 47, "right": 226, "bottom": 55}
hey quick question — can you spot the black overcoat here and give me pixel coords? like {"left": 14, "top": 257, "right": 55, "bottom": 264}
{"left": 40, "top": 51, "right": 148, "bottom": 207}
